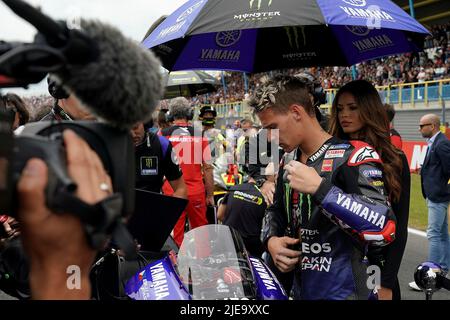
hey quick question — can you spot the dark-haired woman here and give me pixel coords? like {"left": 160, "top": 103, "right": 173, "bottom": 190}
{"left": 329, "top": 80, "right": 410, "bottom": 300}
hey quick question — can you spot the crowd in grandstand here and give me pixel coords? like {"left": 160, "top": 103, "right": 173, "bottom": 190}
{"left": 195, "top": 23, "right": 449, "bottom": 105}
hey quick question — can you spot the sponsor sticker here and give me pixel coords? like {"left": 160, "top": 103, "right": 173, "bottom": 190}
{"left": 324, "top": 149, "right": 346, "bottom": 159}
{"left": 348, "top": 146, "right": 381, "bottom": 165}
{"left": 328, "top": 144, "right": 350, "bottom": 150}
{"left": 140, "top": 156, "right": 158, "bottom": 175}
{"left": 371, "top": 180, "right": 384, "bottom": 187}
{"left": 321, "top": 159, "right": 333, "bottom": 172}
{"left": 363, "top": 169, "right": 383, "bottom": 178}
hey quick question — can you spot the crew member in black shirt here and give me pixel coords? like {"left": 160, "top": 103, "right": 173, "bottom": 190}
{"left": 217, "top": 180, "right": 266, "bottom": 258}
{"left": 131, "top": 121, "right": 187, "bottom": 198}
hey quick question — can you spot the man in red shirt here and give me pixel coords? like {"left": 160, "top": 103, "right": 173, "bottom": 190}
{"left": 161, "top": 97, "right": 215, "bottom": 246}
{"left": 385, "top": 103, "right": 403, "bottom": 149}
{"left": 444, "top": 122, "right": 450, "bottom": 140}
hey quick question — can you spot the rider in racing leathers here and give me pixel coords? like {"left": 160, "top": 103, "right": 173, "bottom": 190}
{"left": 264, "top": 138, "right": 396, "bottom": 299}
{"left": 248, "top": 74, "right": 396, "bottom": 300}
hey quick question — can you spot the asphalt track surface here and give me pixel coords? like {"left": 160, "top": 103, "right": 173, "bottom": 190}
{"left": 1, "top": 229, "right": 449, "bottom": 300}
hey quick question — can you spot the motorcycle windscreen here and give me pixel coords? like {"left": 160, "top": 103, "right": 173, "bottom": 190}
{"left": 176, "top": 225, "right": 256, "bottom": 300}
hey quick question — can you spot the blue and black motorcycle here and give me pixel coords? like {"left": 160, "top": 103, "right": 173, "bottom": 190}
{"left": 124, "top": 224, "right": 287, "bottom": 300}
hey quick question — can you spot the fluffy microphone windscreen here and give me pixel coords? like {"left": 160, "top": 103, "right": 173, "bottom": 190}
{"left": 54, "top": 19, "right": 164, "bottom": 129}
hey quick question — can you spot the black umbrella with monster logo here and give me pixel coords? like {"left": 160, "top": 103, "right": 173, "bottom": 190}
{"left": 142, "top": 0, "right": 429, "bottom": 73}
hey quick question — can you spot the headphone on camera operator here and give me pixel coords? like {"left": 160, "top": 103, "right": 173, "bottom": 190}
{"left": 44, "top": 76, "right": 94, "bottom": 121}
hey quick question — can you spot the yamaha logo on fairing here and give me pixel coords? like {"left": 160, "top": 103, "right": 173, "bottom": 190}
{"left": 150, "top": 262, "right": 170, "bottom": 300}
{"left": 249, "top": 258, "right": 278, "bottom": 290}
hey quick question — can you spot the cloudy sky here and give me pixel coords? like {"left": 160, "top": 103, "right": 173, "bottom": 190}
{"left": 0, "top": 0, "right": 187, "bottom": 95}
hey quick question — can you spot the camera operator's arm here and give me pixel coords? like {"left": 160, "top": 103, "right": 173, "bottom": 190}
{"left": 168, "top": 177, "right": 188, "bottom": 200}
{"left": 203, "top": 163, "right": 215, "bottom": 206}
{"left": 202, "top": 139, "right": 215, "bottom": 206}
{"left": 17, "top": 130, "right": 113, "bottom": 300}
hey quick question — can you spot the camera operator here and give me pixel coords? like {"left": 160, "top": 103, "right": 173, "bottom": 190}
{"left": 16, "top": 129, "right": 113, "bottom": 299}
{"left": 41, "top": 77, "right": 95, "bottom": 121}
{"left": 131, "top": 120, "right": 187, "bottom": 198}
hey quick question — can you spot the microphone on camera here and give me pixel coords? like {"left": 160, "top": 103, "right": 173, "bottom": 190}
{"left": 51, "top": 19, "right": 164, "bottom": 129}
{"left": 1, "top": 0, "right": 164, "bottom": 129}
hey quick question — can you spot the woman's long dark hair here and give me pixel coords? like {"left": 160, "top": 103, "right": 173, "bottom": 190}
{"left": 3, "top": 93, "right": 29, "bottom": 126}
{"left": 329, "top": 80, "right": 403, "bottom": 203}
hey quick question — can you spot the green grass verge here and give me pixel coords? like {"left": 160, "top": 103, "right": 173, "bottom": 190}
{"left": 408, "top": 173, "right": 428, "bottom": 231}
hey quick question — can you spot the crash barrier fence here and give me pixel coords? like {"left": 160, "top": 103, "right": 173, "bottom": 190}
{"left": 324, "top": 78, "right": 450, "bottom": 109}
{"left": 199, "top": 78, "right": 450, "bottom": 118}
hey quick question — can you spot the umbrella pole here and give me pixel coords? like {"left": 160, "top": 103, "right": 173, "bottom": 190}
{"left": 351, "top": 66, "right": 357, "bottom": 80}
{"left": 408, "top": 0, "right": 415, "bottom": 18}
{"left": 243, "top": 72, "right": 248, "bottom": 94}
{"left": 221, "top": 71, "right": 227, "bottom": 105}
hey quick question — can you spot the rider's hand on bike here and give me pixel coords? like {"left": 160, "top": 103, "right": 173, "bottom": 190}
{"left": 17, "top": 130, "right": 113, "bottom": 300}
{"left": 267, "top": 236, "right": 301, "bottom": 273}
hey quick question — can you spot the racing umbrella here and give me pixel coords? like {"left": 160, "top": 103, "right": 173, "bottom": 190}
{"left": 143, "top": 0, "right": 430, "bottom": 73}
{"left": 163, "top": 70, "right": 220, "bottom": 99}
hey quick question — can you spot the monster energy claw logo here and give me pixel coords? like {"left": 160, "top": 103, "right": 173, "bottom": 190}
{"left": 249, "top": 0, "right": 272, "bottom": 10}
{"left": 282, "top": 26, "right": 317, "bottom": 61}
{"left": 284, "top": 26, "right": 307, "bottom": 49}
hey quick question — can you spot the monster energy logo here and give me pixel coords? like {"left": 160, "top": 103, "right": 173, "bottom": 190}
{"left": 299, "top": 194, "right": 312, "bottom": 225}
{"left": 249, "top": 0, "right": 272, "bottom": 10}
{"left": 284, "top": 26, "right": 307, "bottom": 50}
{"left": 282, "top": 26, "right": 317, "bottom": 61}
{"left": 146, "top": 158, "right": 153, "bottom": 167}
{"left": 234, "top": 0, "right": 280, "bottom": 21}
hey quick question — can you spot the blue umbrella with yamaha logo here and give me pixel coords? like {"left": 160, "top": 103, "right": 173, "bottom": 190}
{"left": 142, "top": 0, "right": 429, "bottom": 73}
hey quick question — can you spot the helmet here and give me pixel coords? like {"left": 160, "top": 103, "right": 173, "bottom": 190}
{"left": 199, "top": 106, "right": 217, "bottom": 119}
{"left": 413, "top": 261, "right": 446, "bottom": 292}
{"left": 294, "top": 72, "right": 327, "bottom": 107}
